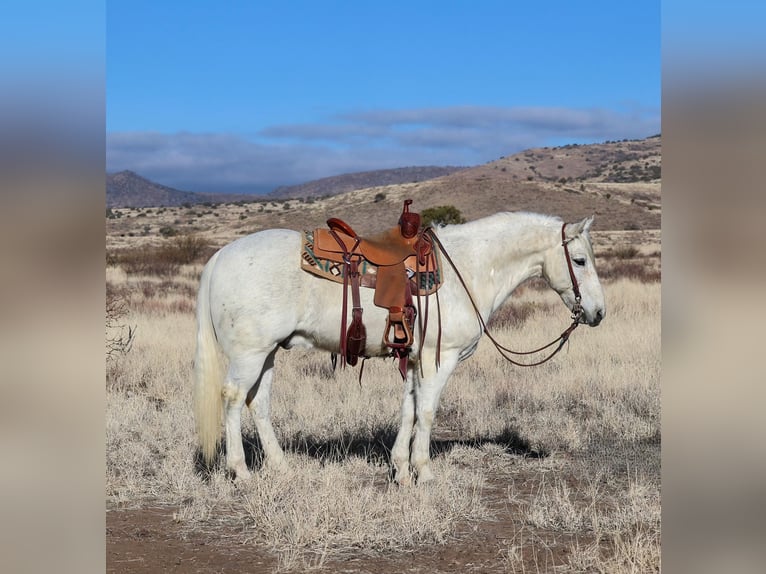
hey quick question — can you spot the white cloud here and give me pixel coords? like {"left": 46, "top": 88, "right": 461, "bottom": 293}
{"left": 107, "top": 105, "right": 659, "bottom": 193}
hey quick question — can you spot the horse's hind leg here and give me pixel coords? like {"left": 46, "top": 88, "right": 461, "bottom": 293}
{"left": 391, "top": 368, "right": 416, "bottom": 486}
{"left": 222, "top": 351, "right": 273, "bottom": 480}
{"left": 246, "top": 349, "right": 286, "bottom": 470}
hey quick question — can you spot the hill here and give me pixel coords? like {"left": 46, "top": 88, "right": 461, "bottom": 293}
{"left": 106, "top": 171, "right": 254, "bottom": 208}
{"left": 268, "top": 166, "right": 465, "bottom": 199}
{"left": 251, "top": 135, "right": 660, "bottom": 235}
{"left": 106, "top": 136, "right": 660, "bottom": 241}
{"left": 107, "top": 166, "right": 465, "bottom": 208}
{"left": 394, "top": 135, "right": 661, "bottom": 232}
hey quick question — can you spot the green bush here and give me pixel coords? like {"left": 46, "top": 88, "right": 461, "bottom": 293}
{"left": 421, "top": 205, "right": 466, "bottom": 227}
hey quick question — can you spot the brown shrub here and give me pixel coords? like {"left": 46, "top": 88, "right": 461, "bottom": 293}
{"left": 165, "top": 234, "right": 211, "bottom": 264}
{"left": 118, "top": 248, "right": 180, "bottom": 277}
{"left": 488, "top": 301, "right": 555, "bottom": 330}
{"left": 112, "top": 235, "right": 213, "bottom": 277}
{"left": 106, "top": 284, "right": 135, "bottom": 360}
{"left": 138, "top": 298, "right": 195, "bottom": 315}
{"left": 600, "top": 260, "right": 661, "bottom": 282}
{"left": 605, "top": 245, "right": 640, "bottom": 259}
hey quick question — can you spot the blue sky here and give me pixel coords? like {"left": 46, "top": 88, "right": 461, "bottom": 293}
{"left": 107, "top": 1, "right": 660, "bottom": 194}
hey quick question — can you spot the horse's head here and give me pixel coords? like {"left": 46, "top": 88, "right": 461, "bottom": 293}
{"left": 542, "top": 216, "right": 606, "bottom": 327}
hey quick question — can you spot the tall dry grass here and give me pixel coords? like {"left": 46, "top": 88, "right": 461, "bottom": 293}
{"left": 106, "top": 254, "right": 660, "bottom": 571}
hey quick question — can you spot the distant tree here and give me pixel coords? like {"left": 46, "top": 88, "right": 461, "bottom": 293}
{"left": 421, "top": 205, "right": 466, "bottom": 227}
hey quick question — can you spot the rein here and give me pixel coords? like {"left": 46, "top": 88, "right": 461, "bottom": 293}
{"left": 426, "top": 223, "right": 583, "bottom": 367}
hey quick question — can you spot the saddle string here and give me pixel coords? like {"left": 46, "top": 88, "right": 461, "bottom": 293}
{"left": 327, "top": 227, "right": 360, "bottom": 369}
{"left": 412, "top": 232, "right": 443, "bottom": 376}
{"left": 415, "top": 251, "right": 426, "bottom": 372}
{"left": 425, "top": 225, "right": 581, "bottom": 368}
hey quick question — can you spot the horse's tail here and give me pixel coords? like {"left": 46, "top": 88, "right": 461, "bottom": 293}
{"left": 193, "top": 249, "right": 223, "bottom": 466}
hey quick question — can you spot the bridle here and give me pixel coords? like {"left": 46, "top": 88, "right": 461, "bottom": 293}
{"left": 561, "top": 223, "right": 584, "bottom": 324}
{"left": 427, "top": 222, "right": 584, "bottom": 368}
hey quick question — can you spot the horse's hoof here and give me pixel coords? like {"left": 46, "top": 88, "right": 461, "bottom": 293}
{"left": 263, "top": 455, "right": 287, "bottom": 471}
{"left": 395, "top": 472, "right": 413, "bottom": 487}
{"left": 232, "top": 468, "right": 252, "bottom": 482}
{"left": 416, "top": 466, "right": 435, "bottom": 484}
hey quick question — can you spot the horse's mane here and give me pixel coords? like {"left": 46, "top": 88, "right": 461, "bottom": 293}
{"left": 435, "top": 211, "right": 594, "bottom": 258}
{"left": 437, "top": 211, "right": 563, "bottom": 236}
{"left": 495, "top": 211, "right": 563, "bottom": 227}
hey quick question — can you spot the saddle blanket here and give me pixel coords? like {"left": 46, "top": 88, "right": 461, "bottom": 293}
{"left": 300, "top": 230, "right": 442, "bottom": 296}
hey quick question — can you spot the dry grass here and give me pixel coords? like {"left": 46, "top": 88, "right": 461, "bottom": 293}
{"left": 105, "top": 235, "right": 660, "bottom": 571}
{"left": 179, "top": 457, "right": 486, "bottom": 570}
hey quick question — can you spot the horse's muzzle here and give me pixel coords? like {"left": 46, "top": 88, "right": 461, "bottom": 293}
{"left": 587, "top": 308, "right": 604, "bottom": 327}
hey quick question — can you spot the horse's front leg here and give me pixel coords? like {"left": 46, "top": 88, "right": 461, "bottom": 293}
{"left": 391, "top": 367, "right": 416, "bottom": 485}
{"left": 410, "top": 352, "right": 457, "bottom": 483}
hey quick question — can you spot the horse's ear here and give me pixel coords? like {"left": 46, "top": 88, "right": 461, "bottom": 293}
{"left": 564, "top": 216, "right": 593, "bottom": 239}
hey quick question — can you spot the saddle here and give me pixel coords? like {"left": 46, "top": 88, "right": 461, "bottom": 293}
{"left": 307, "top": 200, "right": 440, "bottom": 378}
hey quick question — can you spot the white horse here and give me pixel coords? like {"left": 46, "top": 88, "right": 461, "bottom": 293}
{"left": 194, "top": 211, "right": 605, "bottom": 484}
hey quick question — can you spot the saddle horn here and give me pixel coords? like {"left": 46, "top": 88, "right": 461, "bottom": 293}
{"left": 399, "top": 199, "right": 421, "bottom": 239}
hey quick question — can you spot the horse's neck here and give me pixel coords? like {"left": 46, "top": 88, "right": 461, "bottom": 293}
{"left": 437, "top": 214, "right": 558, "bottom": 316}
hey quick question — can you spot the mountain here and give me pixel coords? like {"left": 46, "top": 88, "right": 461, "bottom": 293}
{"left": 106, "top": 166, "right": 464, "bottom": 208}
{"left": 257, "top": 135, "right": 661, "bottom": 234}
{"left": 107, "top": 136, "right": 660, "bottom": 232}
{"left": 106, "top": 171, "right": 254, "bottom": 208}
{"left": 268, "top": 166, "right": 466, "bottom": 199}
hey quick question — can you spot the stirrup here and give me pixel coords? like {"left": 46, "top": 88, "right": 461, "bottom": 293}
{"left": 383, "top": 306, "right": 414, "bottom": 349}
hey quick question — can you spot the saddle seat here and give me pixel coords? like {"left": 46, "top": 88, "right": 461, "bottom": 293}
{"left": 323, "top": 222, "right": 419, "bottom": 266}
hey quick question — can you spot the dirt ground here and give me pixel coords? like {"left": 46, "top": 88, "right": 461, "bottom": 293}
{"left": 107, "top": 468, "right": 598, "bottom": 574}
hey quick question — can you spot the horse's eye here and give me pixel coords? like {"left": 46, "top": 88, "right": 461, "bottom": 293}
{"left": 573, "top": 258, "right": 586, "bottom": 267}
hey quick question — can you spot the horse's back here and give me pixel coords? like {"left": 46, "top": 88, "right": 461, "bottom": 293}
{"left": 212, "top": 227, "right": 302, "bottom": 279}
{"left": 205, "top": 228, "right": 307, "bottom": 354}
{"left": 217, "top": 227, "right": 301, "bottom": 259}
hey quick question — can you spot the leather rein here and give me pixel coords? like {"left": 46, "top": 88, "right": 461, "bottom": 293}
{"left": 427, "top": 223, "right": 584, "bottom": 367}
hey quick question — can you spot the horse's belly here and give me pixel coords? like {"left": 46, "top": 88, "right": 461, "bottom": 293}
{"left": 458, "top": 338, "right": 481, "bottom": 362}
{"left": 280, "top": 333, "right": 315, "bottom": 350}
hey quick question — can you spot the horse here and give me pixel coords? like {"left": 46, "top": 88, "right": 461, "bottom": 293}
{"left": 193, "top": 211, "right": 606, "bottom": 485}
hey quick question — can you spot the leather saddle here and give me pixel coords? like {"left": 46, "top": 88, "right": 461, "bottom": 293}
{"left": 309, "top": 200, "right": 438, "bottom": 377}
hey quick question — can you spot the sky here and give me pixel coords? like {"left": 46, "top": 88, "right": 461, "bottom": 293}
{"left": 107, "top": 1, "right": 660, "bottom": 194}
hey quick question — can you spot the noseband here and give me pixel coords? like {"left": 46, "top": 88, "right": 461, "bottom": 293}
{"left": 561, "top": 223, "right": 584, "bottom": 322}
